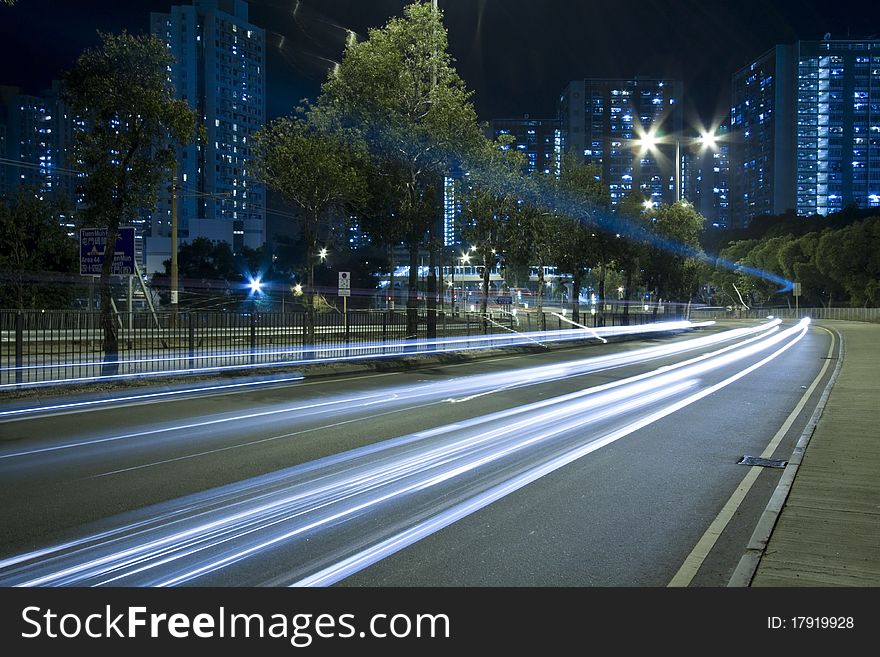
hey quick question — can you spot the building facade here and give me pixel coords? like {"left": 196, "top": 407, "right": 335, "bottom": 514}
{"left": 0, "top": 83, "right": 78, "bottom": 229}
{"left": 730, "top": 38, "right": 880, "bottom": 228}
{"left": 682, "top": 125, "right": 731, "bottom": 229}
{"left": 148, "top": 0, "right": 266, "bottom": 272}
{"left": 487, "top": 116, "right": 562, "bottom": 177}
{"left": 559, "top": 78, "right": 684, "bottom": 207}
{"left": 0, "top": 122, "right": 6, "bottom": 199}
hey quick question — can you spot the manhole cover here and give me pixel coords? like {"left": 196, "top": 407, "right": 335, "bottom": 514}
{"left": 738, "top": 456, "right": 788, "bottom": 468}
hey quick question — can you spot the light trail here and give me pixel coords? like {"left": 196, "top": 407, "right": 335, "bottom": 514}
{"left": 0, "top": 319, "right": 705, "bottom": 391}
{"left": 0, "top": 321, "right": 752, "bottom": 425}
{"left": 0, "top": 320, "right": 777, "bottom": 461}
{"left": 0, "top": 319, "right": 810, "bottom": 587}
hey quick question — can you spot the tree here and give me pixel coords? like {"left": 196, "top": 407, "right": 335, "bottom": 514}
{"left": 0, "top": 190, "right": 79, "bottom": 309}
{"left": 613, "top": 193, "right": 652, "bottom": 323}
{"left": 314, "top": 2, "right": 483, "bottom": 338}
{"left": 63, "top": 31, "right": 198, "bottom": 375}
{"left": 547, "top": 154, "right": 610, "bottom": 325}
{"left": 254, "top": 111, "right": 367, "bottom": 343}
{"left": 150, "top": 237, "right": 238, "bottom": 309}
{"left": 643, "top": 201, "right": 706, "bottom": 305}
{"left": 815, "top": 218, "right": 880, "bottom": 307}
{"left": 778, "top": 233, "right": 838, "bottom": 307}
{"left": 459, "top": 135, "right": 525, "bottom": 332}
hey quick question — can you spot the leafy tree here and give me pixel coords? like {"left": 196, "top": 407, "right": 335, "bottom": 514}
{"left": 0, "top": 191, "right": 79, "bottom": 309}
{"left": 613, "top": 193, "right": 652, "bottom": 323}
{"left": 815, "top": 219, "right": 880, "bottom": 307}
{"left": 459, "top": 135, "right": 525, "bottom": 332}
{"left": 779, "top": 233, "right": 839, "bottom": 307}
{"left": 711, "top": 217, "right": 880, "bottom": 309}
{"left": 150, "top": 237, "right": 239, "bottom": 309}
{"left": 314, "top": 2, "right": 483, "bottom": 337}
{"left": 63, "top": 31, "right": 199, "bottom": 374}
{"left": 643, "top": 200, "right": 706, "bottom": 305}
{"left": 548, "top": 154, "right": 610, "bottom": 325}
{"left": 253, "top": 111, "right": 367, "bottom": 342}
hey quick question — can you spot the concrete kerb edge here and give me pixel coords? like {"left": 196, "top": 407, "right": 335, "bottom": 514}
{"left": 726, "top": 324, "right": 846, "bottom": 587}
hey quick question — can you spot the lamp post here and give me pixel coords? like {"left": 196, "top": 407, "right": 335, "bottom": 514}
{"left": 635, "top": 128, "right": 721, "bottom": 204}
{"left": 449, "top": 251, "right": 455, "bottom": 315}
{"left": 457, "top": 251, "right": 471, "bottom": 314}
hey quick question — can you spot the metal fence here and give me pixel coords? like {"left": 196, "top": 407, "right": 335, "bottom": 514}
{"left": 0, "top": 306, "right": 682, "bottom": 386}
{"left": 688, "top": 306, "right": 880, "bottom": 324}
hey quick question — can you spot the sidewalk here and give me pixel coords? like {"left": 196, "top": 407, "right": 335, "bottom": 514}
{"left": 736, "top": 320, "right": 880, "bottom": 586}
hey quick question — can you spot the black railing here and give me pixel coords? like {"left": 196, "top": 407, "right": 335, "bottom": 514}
{"left": 0, "top": 306, "right": 684, "bottom": 386}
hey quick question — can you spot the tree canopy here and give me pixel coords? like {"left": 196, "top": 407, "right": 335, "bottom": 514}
{"left": 0, "top": 191, "right": 79, "bottom": 310}
{"left": 314, "top": 2, "right": 484, "bottom": 336}
{"left": 63, "top": 31, "right": 199, "bottom": 372}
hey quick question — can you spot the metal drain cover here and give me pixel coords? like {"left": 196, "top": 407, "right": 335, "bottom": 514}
{"left": 738, "top": 456, "right": 788, "bottom": 468}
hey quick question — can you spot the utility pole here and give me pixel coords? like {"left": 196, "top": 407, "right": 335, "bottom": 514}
{"left": 170, "top": 173, "right": 179, "bottom": 325}
{"left": 675, "top": 139, "right": 681, "bottom": 203}
{"left": 426, "top": 0, "right": 439, "bottom": 338}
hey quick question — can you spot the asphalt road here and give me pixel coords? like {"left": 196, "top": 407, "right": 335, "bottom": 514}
{"left": 0, "top": 319, "right": 834, "bottom": 587}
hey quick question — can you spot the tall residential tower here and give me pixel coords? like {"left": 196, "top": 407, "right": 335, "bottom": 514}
{"left": 730, "top": 38, "right": 880, "bottom": 228}
{"left": 559, "top": 78, "right": 684, "bottom": 207}
{"left": 148, "top": 0, "right": 266, "bottom": 272}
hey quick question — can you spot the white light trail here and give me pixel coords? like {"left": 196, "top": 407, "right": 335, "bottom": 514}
{"left": 1, "top": 320, "right": 706, "bottom": 391}
{"left": 0, "top": 321, "right": 777, "bottom": 460}
{"left": 0, "top": 320, "right": 811, "bottom": 587}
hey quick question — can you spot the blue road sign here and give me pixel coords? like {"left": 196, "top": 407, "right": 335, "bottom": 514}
{"left": 495, "top": 296, "right": 513, "bottom": 304}
{"left": 80, "top": 227, "right": 136, "bottom": 276}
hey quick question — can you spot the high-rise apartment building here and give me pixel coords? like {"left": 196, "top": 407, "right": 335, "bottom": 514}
{"left": 148, "top": 0, "right": 266, "bottom": 271}
{"left": 559, "top": 78, "right": 683, "bottom": 207}
{"left": 0, "top": 83, "right": 78, "bottom": 229}
{"left": 487, "top": 116, "right": 561, "bottom": 177}
{"left": 682, "top": 125, "right": 731, "bottom": 229}
{"left": 730, "top": 38, "right": 880, "bottom": 228}
{"left": 0, "top": 123, "right": 7, "bottom": 199}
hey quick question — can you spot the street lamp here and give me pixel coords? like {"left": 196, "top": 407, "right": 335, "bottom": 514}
{"left": 635, "top": 127, "right": 722, "bottom": 203}
{"left": 452, "top": 251, "right": 471, "bottom": 314}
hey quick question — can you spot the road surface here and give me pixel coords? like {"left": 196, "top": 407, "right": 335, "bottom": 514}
{"left": 0, "top": 318, "right": 834, "bottom": 586}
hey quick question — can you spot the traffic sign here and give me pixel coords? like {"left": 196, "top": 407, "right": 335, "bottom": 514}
{"left": 338, "top": 271, "right": 351, "bottom": 297}
{"left": 792, "top": 282, "right": 802, "bottom": 297}
{"left": 80, "top": 227, "right": 136, "bottom": 276}
{"left": 495, "top": 295, "right": 513, "bottom": 305}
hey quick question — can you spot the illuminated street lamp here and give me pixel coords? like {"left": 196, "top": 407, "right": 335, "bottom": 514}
{"left": 452, "top": 251, "right": 471, "bottom": 314}
{"left": 635, "top": 127, "right": 722, "bottom": 203}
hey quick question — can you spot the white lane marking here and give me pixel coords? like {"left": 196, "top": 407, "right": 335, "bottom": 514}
{"left": 667, "top": 325, "right": 836, "bottom": 587}
{"left": 92, "top": 402, "right": 441, "bottom": 478}
{"left": 293, "top": 323, "right": 811, "bottom": 587}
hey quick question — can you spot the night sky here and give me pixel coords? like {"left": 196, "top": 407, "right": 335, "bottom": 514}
{"left": 1, "top": 0, "right": 875, "bottom": 127}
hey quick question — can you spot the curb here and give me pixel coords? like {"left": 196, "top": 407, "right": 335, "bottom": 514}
{"left": 727, "top": 325, "right": 846, "bottom": 587}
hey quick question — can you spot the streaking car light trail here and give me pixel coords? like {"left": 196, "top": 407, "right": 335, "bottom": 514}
{"left": 0, "top": 319, "right": 779, "bottom": 464}
{"left": 0, "top": 320, "right": 779, "bottom": 462}
{"left": 0, "top": 320, "right": 765, "bottom": 423}
{"left": 1, "top": 320, "right": 708, "bottom": 390}
{"left": 0, "top": 319, "right": 809, "bottom": 587}
{"left": 299, "top": 321, "right": 812, "bottom": 587}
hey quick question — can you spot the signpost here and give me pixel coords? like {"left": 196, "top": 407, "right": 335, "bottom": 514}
{"left": 338, "top": 271, "right": 351, "bottom": 297}
{"left": 80, "top": 227, "right": 136, "bottom": 277}
{"left": 338, "top": 272, "right": 350, "bottom": 343}
{"left": 793, "top": 281, "right": 802, "bottom": 316}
